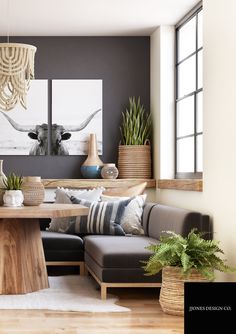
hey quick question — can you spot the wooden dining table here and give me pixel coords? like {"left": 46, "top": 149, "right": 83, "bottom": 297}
{"left": 0, "top": 203, "right": 89, "bottom": 295}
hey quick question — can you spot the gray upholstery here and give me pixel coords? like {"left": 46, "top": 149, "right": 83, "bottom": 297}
{"left": 85, "top": 253, "right": 161, "bottom": 283}
{"left": 41, "top": 202, "right": 211, "bottom": 285}
{"left": 41, "top": 231, "right": 84, "bottom": 262}
{"left": 147, "top": 204, "right": 207, "bottom": 239}
{"left": 84, "top": 235, "right": 158, "bottom": 268}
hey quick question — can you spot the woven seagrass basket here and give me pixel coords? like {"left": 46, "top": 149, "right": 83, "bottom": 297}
{"left": 160, "top": 266, "right": 208, "bottom": 316}
{"left": 118, "top": 143, "right": 151, "bottom": 179}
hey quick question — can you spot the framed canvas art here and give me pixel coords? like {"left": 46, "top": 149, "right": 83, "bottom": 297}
{"left": 0, "top": 80, "right": 48, "bottom": 155}
{"left": 51, "top": 80, "right": 102, "bottom": 155}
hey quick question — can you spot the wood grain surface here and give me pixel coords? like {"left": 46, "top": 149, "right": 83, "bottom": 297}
{"left": 0, "top": 289, "right": 184, "bottom": 333}
{"left": 42, "top": 178, "right": 156, "bottom": 189}
{"left": 0, "top": 204, "right": 89, "bottom": 219}
{"left": 158, "top": 179, "right": 203, "bottom": 192}
{"left": 0, "top": 218, "right": 48, "bottom": 294}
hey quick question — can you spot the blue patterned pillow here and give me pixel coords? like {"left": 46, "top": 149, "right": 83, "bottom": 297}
{"left": 68, "top": 196, "right": 131, "bottom": 236}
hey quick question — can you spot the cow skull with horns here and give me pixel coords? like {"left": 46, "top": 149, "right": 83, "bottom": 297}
{"left": 0, "top": 109, "right": 101, "bottom": 155}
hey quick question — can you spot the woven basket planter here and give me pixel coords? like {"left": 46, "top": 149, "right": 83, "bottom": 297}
{"left": 118, "top": 144, "right": 151, "bottom": 179}
{"left": 160, "top": 266, "right": 208, "bottom": 316}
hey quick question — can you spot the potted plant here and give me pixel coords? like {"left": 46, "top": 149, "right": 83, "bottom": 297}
{"left": 118, "top": 97, "right": 152, "bottom": 179}
{"left": 3, "top": 173, "right": 24, "bottom": 207}
{"left": 142, "top": 229, "right": 235, "bottom": 316}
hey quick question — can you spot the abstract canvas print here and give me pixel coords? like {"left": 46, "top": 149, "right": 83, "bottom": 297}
{"left": 0, "top": 80, "right": 48, "bottom": 155}
{"left": 51, "top": 80, "right": 102, "bottom": 155}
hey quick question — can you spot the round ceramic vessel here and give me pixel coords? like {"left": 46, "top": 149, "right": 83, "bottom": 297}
{"left": 22, "top": 176, "right": 45, "bottom": 206}
{"left": 3, "top": 190, "right": 24, "bottom": 207}
{"left": 101, "top": 164, "right": 119, "bottom": 179}
{"left": 81, "top": 165, "right": 102, "bottom": 179}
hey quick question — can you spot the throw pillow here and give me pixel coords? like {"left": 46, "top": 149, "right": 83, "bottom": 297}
{"left": 101, "top": 194, "right": 146, "bottom": 235}
{"left": 47, "top": 187, "right": 104, "bottom": 232}
{"left": 68, "top": 197, "right": 131, "bottom": 236}
{"left": 102, "top": 182, "right": 147, "bottom": 197}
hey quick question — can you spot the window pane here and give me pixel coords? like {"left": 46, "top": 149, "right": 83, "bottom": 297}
{"left": 178, "top": 55, "right": 196, "bottom": 98}
{"left": 177, "top": 96, "right": 194, "bottom": 137}
{"left": 197, "top": 134, "right": 203, "bottom": 172}
{"left": 198, "top": 50, "right": 203, "bottom": 89}
{"left": 197, "top": 91, "right": 203, "bottom": 133}
{"left": 177, "top": 137, "right": 194, "bottom": 173}
{"left": 197, "top": 10, "right": 203, "bottom": 48}
{"left": 178, "top": 16, "right": 196, "bottom": 61}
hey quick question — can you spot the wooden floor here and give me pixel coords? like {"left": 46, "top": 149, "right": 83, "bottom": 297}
{"left": 0, "top": 288, "right": 184, "bottom": 334}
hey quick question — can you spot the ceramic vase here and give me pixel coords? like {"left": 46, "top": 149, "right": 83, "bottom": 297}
{"left": 101, "top": 163, "right": 119, "bottom": 179}
{"left": 81, "top": 133, "right": 103, "bottom": 178}
{"left": 22, "top": 176, "right": 45, "bottom": 206}
{"left": 3, "top": 190, "right": 24, "bottom": 207}
{"left": 0, "top": 160, "right": 7, "bottom": 206}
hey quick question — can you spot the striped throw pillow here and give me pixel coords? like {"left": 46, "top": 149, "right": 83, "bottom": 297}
{"left": 68, "top": 197, "right": 131, "bottom": 236}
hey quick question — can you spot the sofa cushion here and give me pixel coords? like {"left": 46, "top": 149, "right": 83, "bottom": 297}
{"left": 147, "top": 204, "right": 206, "bottom": 239}
{"left": 84, "top": 235, "right": 158, "bottom": 268}
{"left": 69, "top": 197, "right": 131, "bottom": 236}
{"left": 47, "top": 187, "right": 104, "bottom": 232}
{"left": 100, "top": 194, "right": 146, "bottom": 235}
{"left": 41, "top": 231, "right": 84, "bottom": 262}
{"left": 85, "top": 253, "right": 161, "bottom": 283}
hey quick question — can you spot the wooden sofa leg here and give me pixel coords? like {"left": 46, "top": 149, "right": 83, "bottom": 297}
{"left": 84, "top": 265, "right": 89, "bottom": 276}
{"left": 101, "top": 284, "right": 107, "bottom": 300}
{"left": 80, "top": 262, "right": 85, "bottom": 276}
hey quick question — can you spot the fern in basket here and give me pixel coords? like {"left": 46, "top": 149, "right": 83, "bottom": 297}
{"left": 142, "top": 229, "right": 235, "bottom": 280}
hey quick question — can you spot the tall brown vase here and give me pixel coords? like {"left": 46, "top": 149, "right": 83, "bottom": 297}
{"left": 81, "top": 133, "right": 103, "bottom": 179}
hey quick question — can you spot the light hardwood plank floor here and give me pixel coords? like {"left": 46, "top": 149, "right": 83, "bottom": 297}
{"left": 0, "top": 288, "right": 184, "bottom": 334}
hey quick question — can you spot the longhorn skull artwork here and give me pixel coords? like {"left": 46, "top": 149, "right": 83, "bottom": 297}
{"left": 0, "top": 109, "right": 101, "bottom": 155}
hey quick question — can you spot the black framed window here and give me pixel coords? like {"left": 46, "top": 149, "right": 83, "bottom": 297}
{"left": 175, "top": 4, "right": 203, "bottom": 179}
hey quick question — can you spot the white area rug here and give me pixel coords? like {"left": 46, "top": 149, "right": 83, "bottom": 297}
{"left": 0, "top": 276, "right": 130, "bottom": 313}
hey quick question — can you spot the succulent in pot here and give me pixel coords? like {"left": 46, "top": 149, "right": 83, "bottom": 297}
{"left": 142, "top": 229, "right": 235, "bottom": 316}
{"left": 3, "top": 173, "right": 24, "bottom": 207}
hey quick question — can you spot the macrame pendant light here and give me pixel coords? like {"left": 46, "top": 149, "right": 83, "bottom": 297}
{"left": 0, "top": 43, "right": 37, "bottom": 111}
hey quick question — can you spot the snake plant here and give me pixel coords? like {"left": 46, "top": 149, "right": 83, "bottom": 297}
{"left": 3, "top": 173, "right": 23, "bottom": 190}
{"left": 142, "top": 229, "right": 235, "bottom": 280}
{"left": 120, "top": 97, "right": 151, "bottom": 145}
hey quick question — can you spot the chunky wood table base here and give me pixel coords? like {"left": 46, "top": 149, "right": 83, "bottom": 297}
{"left": 0, "top": 204, "right": 89, "bottom": 295}
{"left": 0, "top": 218, "right": 49, "bottom": 294}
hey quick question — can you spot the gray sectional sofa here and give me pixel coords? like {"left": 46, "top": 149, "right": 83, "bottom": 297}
{"left": 41, "top": 202, "right": 211, "bottom": 299}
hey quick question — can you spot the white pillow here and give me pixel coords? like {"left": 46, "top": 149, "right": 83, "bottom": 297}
{"left": 48, "top": 187, "right": 104, "bottom": 232}
{"left": 101, "top": 194, "right": 147, "bottom": 235}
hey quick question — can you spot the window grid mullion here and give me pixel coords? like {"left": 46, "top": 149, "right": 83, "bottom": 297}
{"left": 175, "top": 6, "right": 202, "bottom": 179}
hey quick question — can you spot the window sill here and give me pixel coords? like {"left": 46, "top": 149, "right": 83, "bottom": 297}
{"left": 157, "top": 179, "right": 203, "bottom": 192}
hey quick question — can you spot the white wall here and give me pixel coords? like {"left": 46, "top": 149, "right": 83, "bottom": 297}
{"left": 150, "top": 0, "right": 236, "bottom": 281}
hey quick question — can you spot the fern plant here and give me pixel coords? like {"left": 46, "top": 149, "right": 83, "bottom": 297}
{"left": 120, "top": 97, "right": 151, "bottom": 145}
{"left": 142, "top": 229, "right": 235, "bottom": 280}
{"left": 3, "top": 173, "right": 23, "bottom": 190}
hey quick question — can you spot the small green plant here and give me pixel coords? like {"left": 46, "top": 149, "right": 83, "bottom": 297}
{"left": 3, "top": 173, "right": 23, "bottom": 190}
{"left": 142, "top": 229, "right": 235, "bottom": 280}
{"left": 120, "top": 97, "right": 151, "bottom": 145}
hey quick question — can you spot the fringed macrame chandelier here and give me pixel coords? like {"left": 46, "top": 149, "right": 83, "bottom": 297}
{"left": 0, "top": 0, "right": 37, "bottom": 111}
{"left": 0, "top": 43, "right": 36, "bottom": 111}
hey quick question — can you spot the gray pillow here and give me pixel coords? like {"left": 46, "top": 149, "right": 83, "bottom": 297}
{"left": 47, "top": 187, "right": 104, "bottom": 232}
{"left": 67, "top": 197, "right": 131, "bottom": 236}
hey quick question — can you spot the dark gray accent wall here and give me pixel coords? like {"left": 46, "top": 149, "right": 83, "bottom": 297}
{"left": 0, "top": 37, "right": 150, "bottom": 178}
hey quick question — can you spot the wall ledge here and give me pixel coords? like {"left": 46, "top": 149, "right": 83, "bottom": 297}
{"left": 42, "top": 179, "right": 156, "bottom": 189}
{"left": 158, "top": 179, "right": 203, "bottom": 192}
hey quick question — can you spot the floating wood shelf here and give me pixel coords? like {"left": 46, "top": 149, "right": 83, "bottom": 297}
{"left": 42, "top": 179, "right": 156, "bottom": 189}
{"left": 158, "top": 179, "right": 202, "bottom": 192}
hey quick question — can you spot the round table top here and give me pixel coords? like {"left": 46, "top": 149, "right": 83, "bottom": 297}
{"left": 0, "top": 203, "right": 89, "bottom": 219}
